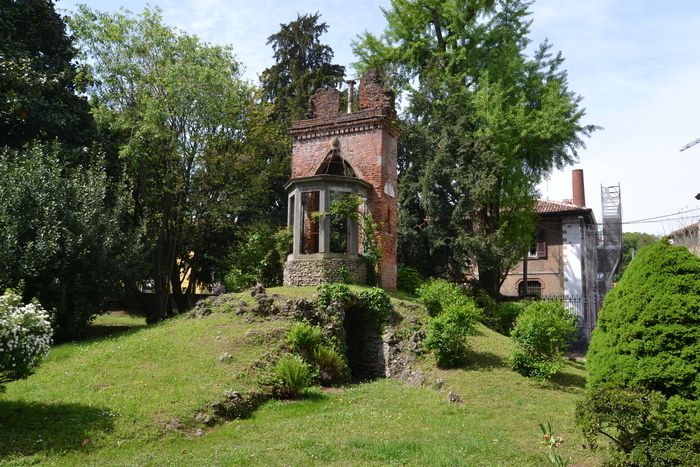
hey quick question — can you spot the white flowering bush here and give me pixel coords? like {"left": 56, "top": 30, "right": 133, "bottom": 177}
{"left": 0, "top": 290, "right": 52, "bottom": 391}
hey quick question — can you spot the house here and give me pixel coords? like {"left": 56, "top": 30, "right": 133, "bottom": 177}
{"left": 500, "top": 169, "right": 614, "bottom": 342}
{"left": 501, "top": 170, "right": 598, "bottom": 299}
{"left": 668, "top": 221, "right": 700, "bottom": 257}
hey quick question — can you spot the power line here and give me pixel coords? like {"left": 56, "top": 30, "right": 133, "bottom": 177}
{"left": 620, "top": 207, "right": 700, "bottom": 225}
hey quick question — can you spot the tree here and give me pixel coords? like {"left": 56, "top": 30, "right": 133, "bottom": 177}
{"left": 70, "top": 7, "right": 287, "bottom": 320}
{"left": 260, "top": 12, "right": 346, "bottom": 123}
{"left": 580, "top": 240, "right": 700, "bottom": 464}
{"left": 0, "top": 144, "right": 137, "bottom": 338}
{"left": 0, "top": 0, "right": 94, "bottom": 148}
{"left": 354, "top": 0, "right": 595, "bottom": 295}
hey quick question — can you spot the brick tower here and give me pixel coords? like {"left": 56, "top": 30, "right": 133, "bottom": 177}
{"left": 283, "top": 71, "right": 399, "bottom": 289}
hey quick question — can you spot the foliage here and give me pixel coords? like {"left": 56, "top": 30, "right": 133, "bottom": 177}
{"left": 286, "top": 322, "right": 324, "bottom": 360}
{"left": 510, "top": 301, "right": 577, "bottom": 380}
{"left": 575, "top": 385, "right": 700, "bottom": 466}
{"left": 417, "top": 278, "right": 471, "bottom": 317}
{"left": 0, "top": 0, "right": 94, "bottom": 148}
{"left": 0, "top": 290, "right": 52, "bottom": 391}
{"left": 354, "top": 0, "right": 596, "bottom": 294}
{"left": 224, "top": 223, "right": 286, "bottom": 292}
{"left": 274, "top": 354, "right": 315, "bottom": 399}
{"left": 313, "top": 344, "right": 350, "bottom": 385}
{"left": 320, "top": 194, "right": 383, "bottom": 284}
{"left": 581, "top": 240, "right": 700, "bottom": 465}
{"left": 70, "top": 6, "right": 287, "bottom": 320}
{"left": 425, "top": 302, "right": 479, "bottom": 367}
{"left": 357, "top": 287, "right": 393, "bottom": 324}
{"left": 615, "top": 232, "right": 660, "bottom": 281}
{"left": 482, "top": 301, "right": 525, "bottom": 336}
{"left": 316, "top": 283, "right": 355, "bottom": 309}
{"left": 587, "top": 240, "right": 700, "bottom": 396}
{"left": 0, "top": 144, "right": 139, "bottom": 338}
{"left": 260, "top": 12, "right": 345, "bottom": 123}
{"left": 397, "top": 265, "right": 422, "bottom": 294}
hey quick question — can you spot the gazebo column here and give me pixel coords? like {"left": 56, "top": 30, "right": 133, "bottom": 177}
{"left": 348, "top": 211, "right": 359, "bottom": 255}
{"left": 292, "top": 188, "right": 302, "bottom": 257}
{"left": 319, "top": 187, "right": 330, "bottom": 253}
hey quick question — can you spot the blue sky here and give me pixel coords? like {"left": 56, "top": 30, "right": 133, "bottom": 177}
{"left": 56, "top": 0, "right": 700, "bottom": 235}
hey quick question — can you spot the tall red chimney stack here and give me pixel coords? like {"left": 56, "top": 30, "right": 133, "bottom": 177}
{"left": 572, "top": 169, "right": 586, "bottom": 207}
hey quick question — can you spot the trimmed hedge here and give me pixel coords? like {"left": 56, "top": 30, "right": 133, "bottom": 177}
{"left": 580, "top": 240, "right": 700, "bottom": 465}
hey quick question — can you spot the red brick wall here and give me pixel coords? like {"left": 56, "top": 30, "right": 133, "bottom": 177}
{"left": 289, "top": 73, "right": 399, "bottom": 289}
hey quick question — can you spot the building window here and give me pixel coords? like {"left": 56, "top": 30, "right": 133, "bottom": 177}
{"left": 518, "top": 280, "right": 542, "bottom": 297}
{"left": 528, "top": 230, "right": 547, "bottom": 259}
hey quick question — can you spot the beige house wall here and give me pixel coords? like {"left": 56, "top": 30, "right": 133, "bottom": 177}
{"left": 501, "top": 221, "right": 565, "bottom": 297}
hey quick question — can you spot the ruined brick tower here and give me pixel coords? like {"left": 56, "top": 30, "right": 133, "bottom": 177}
{"left": 283, "top": 71, "right": 399, "bottom": 289}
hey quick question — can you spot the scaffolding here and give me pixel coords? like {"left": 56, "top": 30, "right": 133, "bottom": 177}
{"left": 596, "top": 184, "right": 622, "bottom": 295}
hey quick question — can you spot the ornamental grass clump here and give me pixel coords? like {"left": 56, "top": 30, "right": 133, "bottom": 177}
{"left": 510, "top": 301, "right": 576, "bottom": 380}
{"left": 286, "top": 322, "right": 323, "bottom": 360}
{"left": 0, "top": 290, "right": 52, "bottom": 391}
{"left": 273, "top": 354, "right": 315, "bottom": 399}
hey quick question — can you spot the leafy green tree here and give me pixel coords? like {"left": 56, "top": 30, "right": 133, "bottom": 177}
{"left": 70, "top": 6, "right": 287, "bottom": 320}
{"left": 354, "top": 0, "right": 595, "bottom": 295}
{"left": 260, "top": 12, "right": 346, "bottom": 123}
{"left": 0, "top": 144, "right": 138, "bottom": 338}
{"left": 0, "top": 0, "right": 94, "bottom": 148}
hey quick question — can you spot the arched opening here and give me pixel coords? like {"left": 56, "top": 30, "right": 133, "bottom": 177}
{"left": 343, "top": 303, "right": 385, "bottom": 381}
{"left": 316, "top": 150, "right": 357, "bottom": 178}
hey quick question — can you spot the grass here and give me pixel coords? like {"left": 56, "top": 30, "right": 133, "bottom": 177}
{"left": 0, "top": 287, "right": 604, "bottom": 466}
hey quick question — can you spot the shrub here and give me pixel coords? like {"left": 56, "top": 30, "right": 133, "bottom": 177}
{"left": 286, "top": 322, "right": 323, "bottom": 359}
{"left": 397, "top": 265, "right": 422, "bottom": 294}
{"left": 482, "top": 301, "right": 524, "bottom": 336}
{"left": 579, "top": 240, "right": 700, "bottom": 465}
{"left": 424, "top": 301, "right": 479, "bottom": 367}
{"left": 417, "top": 278, "right": 470, "bottom": 317}
{"left": 273, "top": 355, "right": 315, "bottom": 399}
{"left": 357, "top": 287, "right": 393, "bottom": 324}
{"left": 313, "top": 344, "right": 349, "bottom": 385}
{"left": 0, "top": 145, "right": 138, "bottom": 338}
{"left": 316, "top": 283, "right": 354, "bottom": 309}
{"left": 510, "top": 301, "right": 576, "bottom": 380}
{"left": 0, "top": 290, "right": 52, "bottom": 391}
{"left": 586, "top": 240, "right": 700, "bottom": 396}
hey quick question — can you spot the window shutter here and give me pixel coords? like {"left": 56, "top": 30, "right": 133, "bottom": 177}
{"left": 536, "top": 241, "right": 547, "bottom": 258}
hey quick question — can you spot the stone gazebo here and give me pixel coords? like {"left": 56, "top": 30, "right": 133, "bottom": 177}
{"left": 283, "top": 72, "right": 399, "bottom": 289}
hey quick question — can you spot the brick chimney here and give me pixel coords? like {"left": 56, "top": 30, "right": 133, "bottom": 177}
{"left": 572, "top": 169, "right": 586, "bottom": 207}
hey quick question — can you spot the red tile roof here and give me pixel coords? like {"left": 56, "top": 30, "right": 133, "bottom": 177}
{"left": 536, "top": 200, "right": 594, "bottom": 222}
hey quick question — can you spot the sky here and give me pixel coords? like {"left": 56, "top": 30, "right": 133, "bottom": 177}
{"left": 56, "top": 0, "right": 700, "bottom": 235}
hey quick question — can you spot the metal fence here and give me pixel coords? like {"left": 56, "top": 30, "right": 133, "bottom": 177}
{"left": 536, "top": 294, "right": 604, "bottom": 350}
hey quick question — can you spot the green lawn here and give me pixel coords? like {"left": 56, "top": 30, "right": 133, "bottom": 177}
{"left": 0, "top": 288, "right": 605, "bottom": 466}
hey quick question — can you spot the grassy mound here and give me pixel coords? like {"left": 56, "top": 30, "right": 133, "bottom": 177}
{"left": 0, "top": 286, "right": 603, "bottom": 465}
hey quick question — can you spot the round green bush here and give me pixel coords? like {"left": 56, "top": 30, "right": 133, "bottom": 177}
{"left": 417, "top": 278, "right": 475, "bottom": 317}
{"left": 424, "top": 301, "right": 479, "bottom": 368}
{"left": 580, "top": 240, "right": 700, "bottom": 465}
{"left": 510, "top": 300, "right": 576, "bottom": 379}
{"left": 587, "top": 240, "right": 700, "bottom": 397}
{"left": 397, "top": 265, "right": 422, "bottom": 294}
